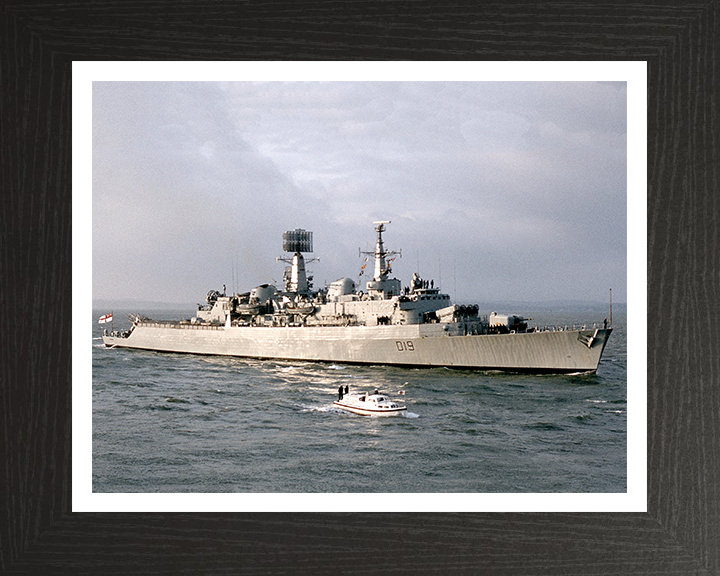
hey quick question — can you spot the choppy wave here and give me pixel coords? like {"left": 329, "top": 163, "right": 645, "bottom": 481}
{"left": 91, "top": 309, "right": 627, "bottom": 493}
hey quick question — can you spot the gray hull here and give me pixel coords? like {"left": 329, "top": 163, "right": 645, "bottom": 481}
{"left": 103, "top": 322, "right": 612, "bottom": 373}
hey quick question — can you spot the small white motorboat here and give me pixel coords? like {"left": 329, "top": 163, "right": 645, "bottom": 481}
{"left": 333, "top": 388, "right": 406, "bottom": 416}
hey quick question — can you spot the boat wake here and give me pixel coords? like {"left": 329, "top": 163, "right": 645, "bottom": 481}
{"left": 278, "top": 365, "right": 307, "bottom": 372}
{"left": 298, "top": 403, "right": 336, "bottom": 413}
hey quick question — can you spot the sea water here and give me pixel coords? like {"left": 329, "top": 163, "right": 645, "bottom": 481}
{"left": 91, "top": 305, "right": 627, "bottom": 493}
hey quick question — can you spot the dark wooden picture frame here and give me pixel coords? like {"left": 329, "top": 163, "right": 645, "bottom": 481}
{"left": 2, "top": 2, "right": 717, "bottom": 574}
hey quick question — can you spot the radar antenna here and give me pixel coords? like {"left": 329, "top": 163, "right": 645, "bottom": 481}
{"left": 277, "top": 229, "right": 316, "bottom": 295}
{"left": 360, "top": 220, "right": 401, "bottom": 281}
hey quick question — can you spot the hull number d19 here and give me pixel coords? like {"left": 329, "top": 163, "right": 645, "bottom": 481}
{"left": 395, "top": 340, "right": 415, "bottom": 352}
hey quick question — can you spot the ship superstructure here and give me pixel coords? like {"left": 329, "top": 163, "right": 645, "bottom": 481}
{"left": 103, "top": 222, "right": 612, "bottom": 373}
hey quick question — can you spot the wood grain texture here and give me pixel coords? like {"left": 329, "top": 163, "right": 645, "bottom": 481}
{"left": 1, "top": 1, "right": 717, "bottom": 574}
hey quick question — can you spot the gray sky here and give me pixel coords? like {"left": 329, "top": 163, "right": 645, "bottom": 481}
{"left": 93, "top": 81, "right": 626, "bottom": 305}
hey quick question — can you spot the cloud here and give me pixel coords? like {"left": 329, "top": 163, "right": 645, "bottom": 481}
{"left": 93, "top": 81, "right": 626, "bottom": 305}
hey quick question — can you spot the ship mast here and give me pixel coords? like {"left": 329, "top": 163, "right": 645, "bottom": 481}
{"left": 362, "top": 220, "right": 401, "bottom": 281}
{"left": 359, "top": 221, "right": 402, "bottom": 299}
{"left": 277, "top": 229, "right": 314, "bottom": 296}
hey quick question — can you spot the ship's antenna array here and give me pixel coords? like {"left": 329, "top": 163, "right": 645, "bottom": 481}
{"left": 359, "top": 220, "right": 401, "bottom": 281}
{"left": 277, "top": 229, "right": 316, "bottom": 295}
{"left": 282, "top": 229, "right": 313, "bottom": 254}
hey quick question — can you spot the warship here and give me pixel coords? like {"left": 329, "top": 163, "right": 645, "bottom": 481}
{"left": 102, "top": 221, "right": 612, "bottom": 373}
